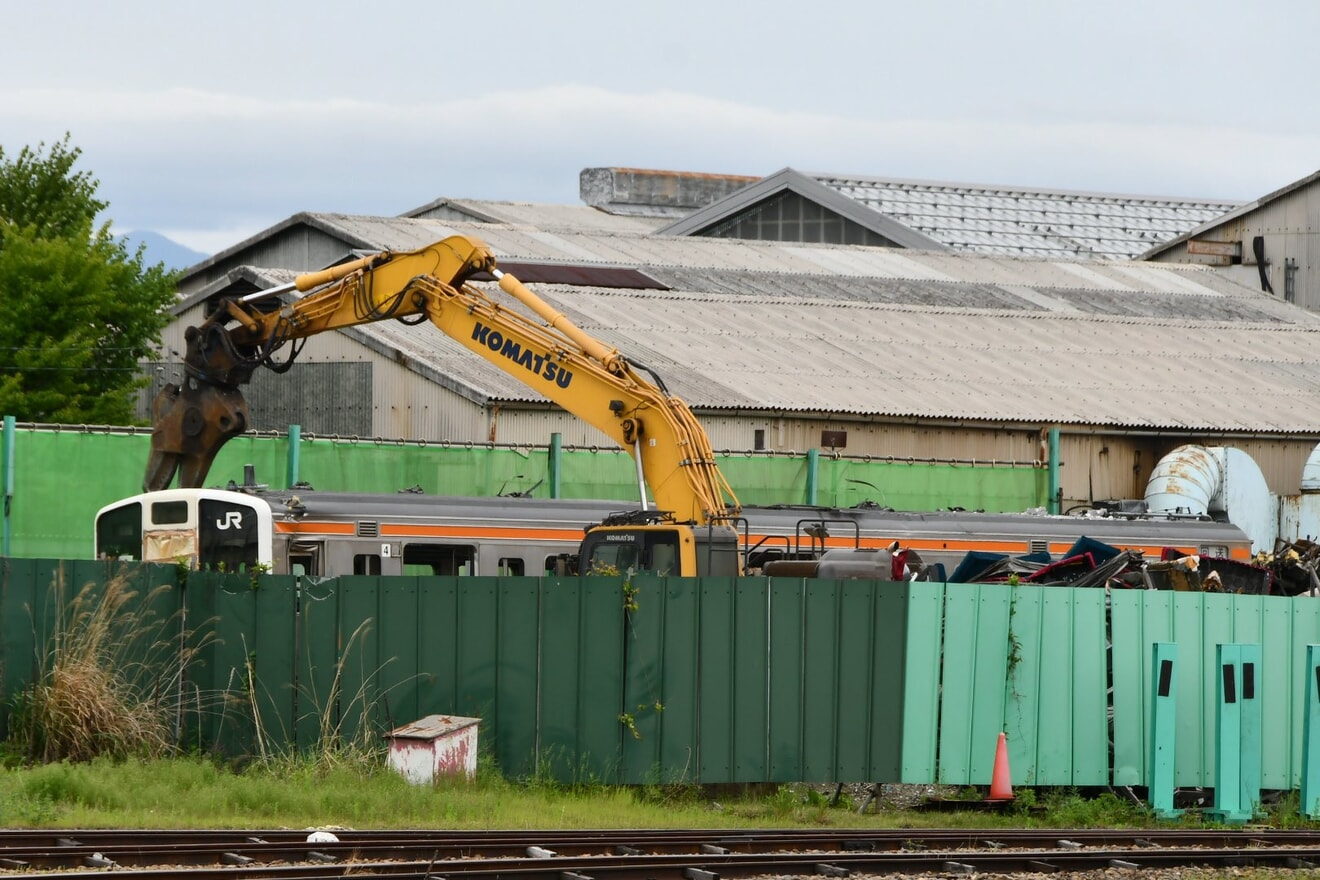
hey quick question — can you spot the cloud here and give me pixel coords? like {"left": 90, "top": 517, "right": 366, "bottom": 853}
{"left": 4, "top": 85, "right": 1317, "bottom": 253}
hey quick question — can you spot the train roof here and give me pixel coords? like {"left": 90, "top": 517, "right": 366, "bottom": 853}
{"left": 236, "top": 487, "right": 1248, "bottom": 545}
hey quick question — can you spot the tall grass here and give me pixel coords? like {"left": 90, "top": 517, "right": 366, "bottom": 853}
{"left": 7, "top": 569, "right": 213, "bottom": 763}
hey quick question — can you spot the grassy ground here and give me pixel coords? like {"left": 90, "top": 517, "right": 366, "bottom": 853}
{"left": 0, "top": 751, "right": 1314, "bottom": 832}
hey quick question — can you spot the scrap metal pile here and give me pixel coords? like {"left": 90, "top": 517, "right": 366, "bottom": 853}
{"left": 942, "top": 535, "right": 1310, "bottom": 595}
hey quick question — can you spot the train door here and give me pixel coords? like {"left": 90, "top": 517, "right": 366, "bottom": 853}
{"left": 289, "top": 541, "right": 322, "bottom": 576}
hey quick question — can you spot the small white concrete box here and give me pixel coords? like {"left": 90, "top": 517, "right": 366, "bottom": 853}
{"left": 386, "top": 715, "right": 480, "bottom": 784}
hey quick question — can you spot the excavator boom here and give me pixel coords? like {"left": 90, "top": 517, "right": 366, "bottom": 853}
{"left": 146, "top": 235, "right": 740, "bottom": 534}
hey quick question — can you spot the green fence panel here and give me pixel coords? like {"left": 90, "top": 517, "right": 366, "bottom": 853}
{"left": 695, "top": 577, "right": 735, "bottom": 781}
{"left": 619, "top": 575, "right": 659, "bottom": 782}
{"left": 375, "top": 577, "right": 422, "bottom": 730}
{"left": 335, "top": 577, "right": 382, "bottom": 743}
{"left": 1291, "top": 600, "right": 1320, "bottom": 791}
{"left": 856, "top": 580, "right": 909, "bottom": 783}
{"left": 577, "top": 577, "right": 626, "bottom": 780}
{"left": 1111, "top": 592, "right": 1320, "bottom": 790}
{"left": 415, "top": 576, "right": 459, "bottom": 722}
{"left": 250, "top": 576, "right": 299, "bottom": 754}
{"left": 1003, "top": 586, "right": 1108, "bottom": 786}
{"left": 901, "top": 581, "right": 944, "bottom": 783}
{"left": 801, "top": 581, "right": 843, "bottom": 782}
{"left": 1109, "top": 588, "right": 1160, "bottom": 786}
{"left": 656, "top": 578, "right": 700, "bottom": 784}
{"left": 712, "top": 578, "right": 770, "bottom": 782}
{"left": 767, "top": 578, "right": 806, "bottom": 782}
{"left": 497, "top": 576, "right": 541, "bottom": 777}
{"left": 0, "top": 558, "right": 41, "bottom": 738}
{"left": 539, "top": 578, "right": 592, "bottom": 780}
{"left": 938, "top": 583, "right": 1012, "bottom": 785}
{"left": 295, "top": 578, "right": 345, "bottom": 751}
{"left": 455, "top": 577, "right": 501, "bottom": 763}
{"left": 206, "top": 436, "right": 289, "bottom": 491}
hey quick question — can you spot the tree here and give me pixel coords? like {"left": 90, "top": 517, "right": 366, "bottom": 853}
{"left": 0, "top": 135, "right": 176, "bottom": 424}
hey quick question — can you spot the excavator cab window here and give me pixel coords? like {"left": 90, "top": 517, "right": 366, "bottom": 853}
{"left": 582, "top": 530, "right": 680, "bottom": 576}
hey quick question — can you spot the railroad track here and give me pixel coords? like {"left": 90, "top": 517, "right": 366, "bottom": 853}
{"left": 2, "top": 827, "right": 1319, "bottom": 878}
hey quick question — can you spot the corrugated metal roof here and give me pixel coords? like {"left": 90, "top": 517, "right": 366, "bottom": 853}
{"left": 811, "top": 173, "right": 1242, "bottom": 260}
{"left": 200, "top": 214, "right": 1320, "bottom": 433}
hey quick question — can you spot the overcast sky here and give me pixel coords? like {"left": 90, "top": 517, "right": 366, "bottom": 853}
{"left": 5, "top": 0, "right": 1319, "bottom": 254}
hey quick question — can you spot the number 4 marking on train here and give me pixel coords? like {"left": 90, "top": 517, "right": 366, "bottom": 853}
{"left": 381, "top": 543, "right": 392, "bottom": 558}
{"left": 216, "top": 511, "right": 244, "bottom": 530}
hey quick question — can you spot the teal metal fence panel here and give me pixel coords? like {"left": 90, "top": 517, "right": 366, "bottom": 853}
{"left": 21, "top": 559, "right": 1320, "bottom": 791}
{"left": 1001, "top": 586, "right": 1108, "bottom": 786}
{"left": 1111, "top": 592, "right": 1320, "bottom": 791}
{"left": 938, "top": 584, "right": 1013, "bottom": 785}
{"left": 901, "top": 582, "right": 944, "bottom": 782}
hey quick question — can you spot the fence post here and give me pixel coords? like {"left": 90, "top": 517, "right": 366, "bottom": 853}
{"left": 1206, "top": 643, "right": 1261, "bottom": 823}
{"left": 1148, "top": 642, "right": 1182, "bottom": 818}
{"left": 2, "top": 415, "right": 13, "bottom": 557}
{"left": 1302, "top": 645, "right": 1320, "bottom": 818}
{"left": 286, "top": 424, "right": 301, "bottom": 488}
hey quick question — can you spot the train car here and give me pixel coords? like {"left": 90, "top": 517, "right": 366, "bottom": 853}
{"left": 94, "top": 482, "right": 1253, "bottom": 580}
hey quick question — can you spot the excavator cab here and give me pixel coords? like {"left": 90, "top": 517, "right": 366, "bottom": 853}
{"left": 579, "top": 515, "right": 741, "bottom": 578}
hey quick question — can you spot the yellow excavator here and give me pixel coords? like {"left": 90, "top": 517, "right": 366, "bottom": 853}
{"left": 145, "top": 234, "right": 743, "bottom": 577}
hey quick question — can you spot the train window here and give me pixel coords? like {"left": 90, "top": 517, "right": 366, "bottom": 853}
{"left": 96, "top": 502, "right": 142, "bottom": 560}
{"left": 354, "top": 554, "right": 381, "bottom": 575}
{"left": 497, "top": 557, "right": 525, "bottom": 576}
{"left": 402, "top": 543, "right": 475, "bottom": 576}
{"left": 543, "top": 555, "right": 574, "bottom": 576}
{"left": 150, "top": 500, "right": 189, "bottom": 525}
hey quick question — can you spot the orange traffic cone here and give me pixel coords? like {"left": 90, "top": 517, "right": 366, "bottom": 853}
{"left": 987, "top": 732, "right": 1014, "bottom": 801}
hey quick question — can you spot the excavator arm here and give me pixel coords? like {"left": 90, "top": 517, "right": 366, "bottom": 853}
{"left": 146, "top": 235, "right": 740, "bottom": 528}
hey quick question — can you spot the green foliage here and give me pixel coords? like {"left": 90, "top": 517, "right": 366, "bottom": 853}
{"left": 0, "top": 135, "right": 104, "bottom": 241}
{"left": 0, "top": 134, "right": 177, "bottom": 424}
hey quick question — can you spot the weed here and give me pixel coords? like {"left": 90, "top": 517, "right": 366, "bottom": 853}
{"left": 7, "top": 568, "right": 215, "bottom": 763}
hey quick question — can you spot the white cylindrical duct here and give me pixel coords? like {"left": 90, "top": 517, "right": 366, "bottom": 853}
{"left": 1144, "top": 445, "right": 1225, "bottom": 517}
{"left": 1302, "top": 442, "right": 1320, "bottom": 493}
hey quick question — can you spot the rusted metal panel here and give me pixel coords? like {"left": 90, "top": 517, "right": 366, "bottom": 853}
{"left": 386, "top": 714, "right": 480, "bottom": 783}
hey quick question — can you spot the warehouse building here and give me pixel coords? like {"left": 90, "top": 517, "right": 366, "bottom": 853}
{"left": 1143, "top": 166, "right": 1320, "bottom": 312}
{"left": 160, "top": 166, "right": 1320, "bottom": 517}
